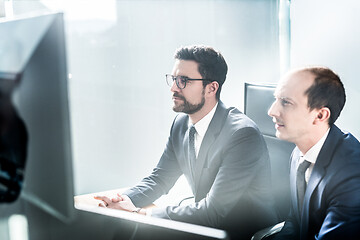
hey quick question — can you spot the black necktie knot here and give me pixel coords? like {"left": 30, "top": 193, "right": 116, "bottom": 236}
{"left": 298, "top": 159, "right": 311, "bottom": 175}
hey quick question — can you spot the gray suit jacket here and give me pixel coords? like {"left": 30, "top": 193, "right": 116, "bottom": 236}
{"left": 124, "top": 101, "right": 278, "bottom": 239}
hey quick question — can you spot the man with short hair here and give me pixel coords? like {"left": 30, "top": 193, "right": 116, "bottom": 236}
{"left": 268, "top": 66, "right": 360, "bottom": 239}
{"left": 96, "top": 45, "right": 278, "bottom": 239}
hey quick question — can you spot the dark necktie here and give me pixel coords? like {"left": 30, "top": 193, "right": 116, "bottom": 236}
{"left": 296, "top": 158, "right": 311, "bottom": 213}
{"left": 188, "top": 125, "right": 197, "bottom": 174}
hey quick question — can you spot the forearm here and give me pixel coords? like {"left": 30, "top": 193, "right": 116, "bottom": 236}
{"left": 150, "top": 198, "right": 221, "bottom": 227}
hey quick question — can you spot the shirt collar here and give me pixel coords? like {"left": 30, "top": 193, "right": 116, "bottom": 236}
{"left": 188, "top": 102, "right": 218, "bottom": 138}
{"left": 301, "top": 128, "right": 330, "bottom": 164}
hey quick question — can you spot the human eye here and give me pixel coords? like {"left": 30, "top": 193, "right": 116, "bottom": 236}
{"left": 178, "top": 76, "right": 188, "bottom": 84}
{"left": 280, "top": 98, "right": 292, "bottom": 106}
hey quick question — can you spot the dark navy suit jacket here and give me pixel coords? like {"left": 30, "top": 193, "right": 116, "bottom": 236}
{"left": 123, "top": 101, "right": 278, "bottom": 239}
{"left": 274, "top": 125, "right": 360, "bottom": 240}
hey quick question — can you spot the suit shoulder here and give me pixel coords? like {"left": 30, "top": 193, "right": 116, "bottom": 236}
{"left": 337, "top": 131, "right": 360, "bottom": 163}
{"left": 326, "top": 129, "right": 360, "bottom": 179}
{"left": 170, "top": 113, "right": 189, "bottom": 133}
{"left": 226, "top": 107, "right": 260, "bottom": 132}
{"left": 173, "top": 113, "right": 188, "bottom": 124}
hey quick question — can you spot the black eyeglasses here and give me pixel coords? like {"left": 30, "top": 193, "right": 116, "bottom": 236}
{"left": 166, "top": 74, "right": 214, "bottom": 89}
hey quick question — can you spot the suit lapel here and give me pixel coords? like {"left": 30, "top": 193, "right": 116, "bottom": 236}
{"left": 300, "top": 126, "right": 344, "bottom": 238}
{"left": 193, "top": 101, "right": 228, "bottom": 192}
{"left": 290, "top": 148, "right": 302, "bottom": 223}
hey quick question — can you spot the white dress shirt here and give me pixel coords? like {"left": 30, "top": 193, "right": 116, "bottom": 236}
{"left": 298, "top": 128, "right": 330, "bottom": 184}
{"left": 189, "top": 102, "right": 218, "bottom": 158}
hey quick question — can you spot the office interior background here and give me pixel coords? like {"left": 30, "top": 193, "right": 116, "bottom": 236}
{"left": 1, "top": 0, "right": 359, "bottom": 199}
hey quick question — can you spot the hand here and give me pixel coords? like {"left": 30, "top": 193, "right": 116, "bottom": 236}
{"left": 94, "top": 194, "right": 137, "bottom": 212}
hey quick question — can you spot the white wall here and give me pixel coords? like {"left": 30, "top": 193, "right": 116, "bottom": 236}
{"left": 291, "top": 0, "right": 360, "bottom": 139}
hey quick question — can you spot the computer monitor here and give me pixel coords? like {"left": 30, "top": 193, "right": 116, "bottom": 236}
{"left": 0, "top": 12, "right": 74, "bottom": 222}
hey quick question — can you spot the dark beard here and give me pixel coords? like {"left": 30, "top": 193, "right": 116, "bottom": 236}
{"left": 172, "top": 90, "right": 205, "bottom": 114}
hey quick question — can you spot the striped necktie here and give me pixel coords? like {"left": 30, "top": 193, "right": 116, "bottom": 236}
{"left": 188, "top": 125, "right": 197, "bottom": 174}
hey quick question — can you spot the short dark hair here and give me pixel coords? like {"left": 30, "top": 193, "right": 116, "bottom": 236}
{"left": 174, "top": 45, "right": 228, "bottom": 100}
{"left": 303, "top": 66, "right": 346, "bottom": 126}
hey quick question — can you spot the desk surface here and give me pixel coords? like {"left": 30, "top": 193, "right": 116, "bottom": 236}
{"left": 74, "top": 186, "right": 228, "bottom": 240}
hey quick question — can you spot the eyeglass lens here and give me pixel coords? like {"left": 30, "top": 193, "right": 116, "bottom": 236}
{"left": 166, "top": 75, "right": 186, "bottom": 89}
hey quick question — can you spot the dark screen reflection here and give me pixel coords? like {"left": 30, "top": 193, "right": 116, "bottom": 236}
{"left": 0, "top": 76, "right": 28, "bottom": 203}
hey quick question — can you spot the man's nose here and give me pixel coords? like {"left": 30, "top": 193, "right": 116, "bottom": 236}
{"left": 170, "top": 79, "right": 180, "bottom": 92}
{"left": 268, "top": 101, "right": 278, "bottom": 118}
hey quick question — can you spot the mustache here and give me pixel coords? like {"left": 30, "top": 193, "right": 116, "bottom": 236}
{"left": 173, "top": 93, "right": 185, "bottom": 100}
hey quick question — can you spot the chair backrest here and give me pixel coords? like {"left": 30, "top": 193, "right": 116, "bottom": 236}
{"left": 244, "top": 82, "right": 295, "bottom": 220}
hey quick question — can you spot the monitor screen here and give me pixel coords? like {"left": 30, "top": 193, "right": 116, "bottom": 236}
{"left": 0, "top": 12, "right": 74, "bottom": 222}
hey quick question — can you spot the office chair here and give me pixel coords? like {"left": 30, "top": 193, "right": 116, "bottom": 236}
{"left": 244, "top": 83, "right": 295, "bottom": 240}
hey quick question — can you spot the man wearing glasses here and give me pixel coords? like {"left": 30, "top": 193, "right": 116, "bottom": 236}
{"left": 96, "top": 45, "right": 278, "bottom": 239}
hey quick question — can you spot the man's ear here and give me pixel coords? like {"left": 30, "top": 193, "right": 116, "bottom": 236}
{"left": 207, "top": 81, "right": 219, "bottom": 97}
{"left": 314, "top": 107, "right": 331, "bottom": 125}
